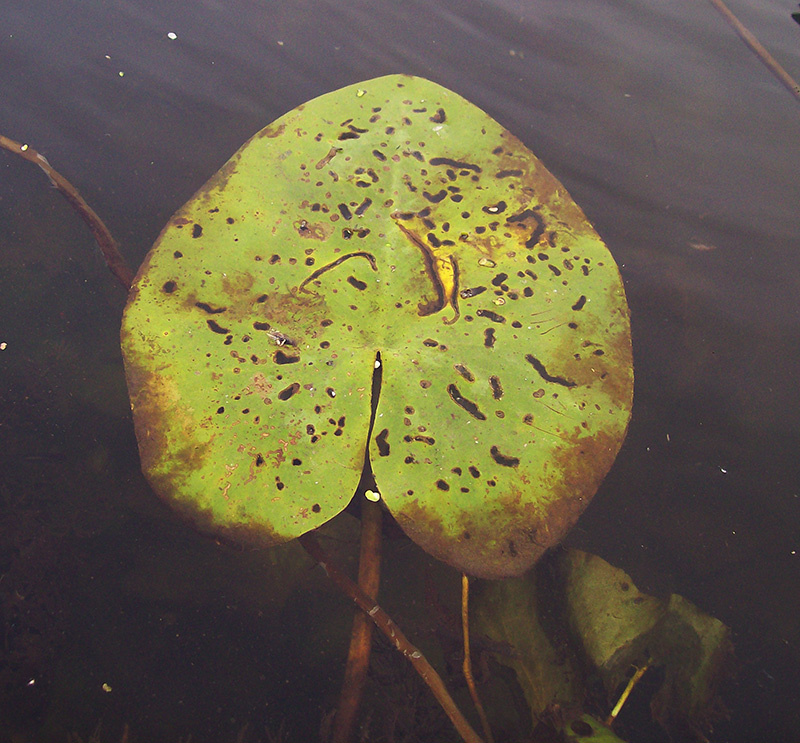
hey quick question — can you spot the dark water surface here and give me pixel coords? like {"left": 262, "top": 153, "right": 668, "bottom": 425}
{"left": 2, "top": 1, "right": 799, "bottom": 741}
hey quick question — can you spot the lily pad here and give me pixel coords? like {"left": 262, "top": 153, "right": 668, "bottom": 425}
{"left": 121, "top": 75, "right": 632, "bottom": 578}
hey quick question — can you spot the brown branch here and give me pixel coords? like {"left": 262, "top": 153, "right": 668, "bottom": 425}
{"left": 298, "top": 532, "right": 484, "bottom": 743}
{"left": 0, "top": 133, "right": 134, "bottom": 290}
{"left": 706, "top": 0, "right": 800, "bottom": 103}
{"left": 331, "top": 498, "right": 383, "bottom": 743}
{"left": 462, "top": 574, "right": 494, "bottom": 743}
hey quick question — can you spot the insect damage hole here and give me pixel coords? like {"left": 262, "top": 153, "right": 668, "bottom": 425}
{"left": 490, "top": 445, "right": 519, "bottom": 468}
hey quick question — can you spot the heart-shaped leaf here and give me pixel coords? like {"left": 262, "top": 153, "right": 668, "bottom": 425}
{"left": 121, "top": 75, "right": 632, "bottom": 578}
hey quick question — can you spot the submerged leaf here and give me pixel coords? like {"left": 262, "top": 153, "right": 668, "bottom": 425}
{"left": 474, "top": 550, "right": 731, "bottom": 739}
{"left": 121, "top": 75, "right": 633, "bottom": 577}
{"left": 563, "top": 550, "right": 666, "bottom": 675}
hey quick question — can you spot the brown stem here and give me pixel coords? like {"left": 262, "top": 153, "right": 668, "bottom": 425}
{"left": 331, "top": 498, "right": 383, "bottom": 743}
{"left": 298, "top": 532, "right": 484, "bottom": 743}
{"left": 706, "top": 0, "right": 800, "bottom": 102}
{"left": 0, "top": 133, "right": 135, "bottom": 290}
{"left": 461, "top": 574, "right": 494, "bottom": 743}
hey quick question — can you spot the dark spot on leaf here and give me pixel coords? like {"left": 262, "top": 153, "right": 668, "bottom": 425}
{"left": 491, "top": 273, "right": 508, "bottom": 287}
{"left": 420, "top": 380, "right": 432, "bottom": 389}
{"left": 312, "top": 503, "right": 321, "bottom": 513}
{"left": 404, "top": 456, "right": 415, "bottom": 464}
{"left": 207, "top": 320, "right": 229, "bottom": 334}
{"left": 255, "top": 454, "right": 264, "bottom": 466}
{"left": 292, "top": 458, "right": 302, "bottom": 466}
{"left": 274, "top": 350, "right": 300, "bottom": 364}
{"left": 217, "top": 407, "right": 225, "bottom": 414}
{"left": 423, "top": 190, "right": 447, "bottom": 203}
{"left": 468, "top": 466, "right": 480, "bottom": 478}
{"left": 162, "top": 280, "right": 177, "bottom": 293}
{"left": 454, "top": 364, "right": 475, "bottom": 382}
{"left": 422, "top": 339, "right": 438, "bottom": 347}
{"left": 429, "top": 108, "right": 446, "bottom": 123}
{"left": 347, "top": 276, "right": 367, "bottom": 290}
{"left": 338, "top": 203, "right": 352, "bottom": 220}
{"left": 484, "top": 328, "right": 496, "bottom": 348}
{"left": 460, "top": 286, "right": 487, "bottom": 299}
{"left": 476, "top": 309, "right": 506, "bottom": 323}
{"left": 355, "top": 197, "right": 373, "bottom": 215}
{"left": 173, "top": 251, "right": 183, "bottom": 258}
{"left": 253, "top": 321, "right": 271, "bottom": 331}
{"left": 447, "top": 384, "right": 486, "bottom": 420}
{"left": 404, "top": 435, "right": 435, "bottom": 445}
{"left": 375, "top": 428, "right": 390, "bottom": 456}
{"left": 435, "top": 480, "right": 450, "bottom": 491}
{"left": 372, "top": 149, "right": 386, "bottom": 161}
{"left": 326, "top": 387, "right": 336, "bottom": 398}
{"left": 195, "top": 302, "right": 226, "bottom": 314}
{"left": 489, "top": 376, "right": 503, "bottom": 399}
{"left": 429, "top": 157, "right": 481, "bottom": 173}
{"left": 192, "top": 224, "right": 202, "bottom": 238}
{"left": 496, "top": 169, "right": 522, "bottom": 178}
{"left": 525, "top": 354, "right": 577, "bottom": 387}
{"left": 491, "top": 445, "right": 520, "bottom": 468}
{"left": 572, "top": 295, "right": 587, "bottom": 311}
{"left": 278, "top": 383, "right": 300, "bottom": 401}
{"left": 269, "top": 254, "right": 281, "bottom": 264}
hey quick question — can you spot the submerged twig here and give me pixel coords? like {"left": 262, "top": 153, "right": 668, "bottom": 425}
{"left": 0, "top": 133, "right": 134, "bottom": 290}
{"left": 706, "top": 0, "right": 800, "bottom": 103}
{"left": 298, "top": 532, "right": 484, "bottom": 743}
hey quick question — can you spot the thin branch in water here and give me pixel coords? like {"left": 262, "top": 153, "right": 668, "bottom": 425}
{"left": 298, "top": 532, "right": 484, "bottom": 743}
{"left": 0, "top": 133, "right": 134, "bottom": 290}
{"left": 706, "top": 0, "right": 800, "bottom": 103}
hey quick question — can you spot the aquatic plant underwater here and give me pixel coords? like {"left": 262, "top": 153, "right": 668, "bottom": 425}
{"left": 2, "top": 75, "right": 731, "bottom": 743}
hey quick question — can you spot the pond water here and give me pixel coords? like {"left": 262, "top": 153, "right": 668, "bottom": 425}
{"left": 1, "top": 0, "right": 799, "bottom": 741}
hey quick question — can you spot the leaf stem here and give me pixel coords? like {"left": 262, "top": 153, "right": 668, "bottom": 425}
{"left": 605, "top": 660, "right": 651, "bottom": 726}
{"left": 330, "top": 498, "right": 383, "bottom": 743}
{"left": 462, "top": 574, "right": 494, "bottom": 743}
{"left": 298, "top": 532, "right": 484, "bottom": 743}
{"left": 0, "top": 133, "right": 134, "bottom": 290}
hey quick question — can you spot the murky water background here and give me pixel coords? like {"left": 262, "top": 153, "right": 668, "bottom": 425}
{"left": 2, "top": 0, "right": 799, "bottom": 741}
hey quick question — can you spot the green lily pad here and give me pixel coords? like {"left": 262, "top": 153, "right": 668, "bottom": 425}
{"left": 121, "top": 74, "right": 632, "bottom": 578}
